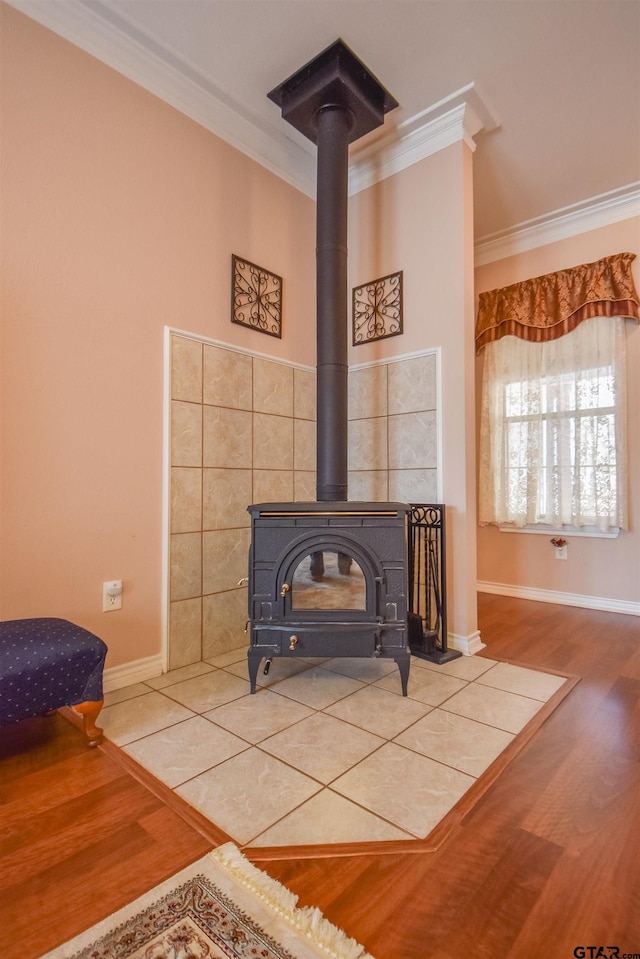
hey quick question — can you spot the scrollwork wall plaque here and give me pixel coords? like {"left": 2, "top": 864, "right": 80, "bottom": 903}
{"left": 352, "top": 270, "right": 403, "bottom": 345}
{"left": 231, "top": 255, "right": 282, "bottom": 338}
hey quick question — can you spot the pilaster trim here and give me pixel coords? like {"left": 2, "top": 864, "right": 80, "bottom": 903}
{"left": 449, "top": 629, "right": 486, "bottom": 656}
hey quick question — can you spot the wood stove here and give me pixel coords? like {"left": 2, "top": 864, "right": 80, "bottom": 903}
{"left": 247, "top": 501, "right": 411, "bottom": 694}
{"left": 246, "top": 41, "right": 411, "bottom": 694}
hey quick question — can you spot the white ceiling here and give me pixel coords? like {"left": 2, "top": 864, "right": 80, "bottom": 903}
{"left": 8, "top": 0, "right": 640, "bottom": 242}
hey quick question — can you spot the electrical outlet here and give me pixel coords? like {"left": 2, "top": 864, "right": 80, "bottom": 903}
{"left": 102, "top": 580, "right": 123, "bottom": 611}
{"left": 555, "top": 545, "right": 567, "bottom": 560}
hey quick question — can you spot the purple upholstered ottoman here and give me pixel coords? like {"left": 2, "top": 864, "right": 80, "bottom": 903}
{"left": 0, "top": 618, "right": 108, "bottom": 745}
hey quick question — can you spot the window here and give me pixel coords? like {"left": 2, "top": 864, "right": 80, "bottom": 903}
{"left": 479, "top": 316, "right": 628, "bottom": 532}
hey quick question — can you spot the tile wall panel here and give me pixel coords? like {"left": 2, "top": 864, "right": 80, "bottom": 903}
{"left": 171, "top": 336, "right": 203, "bottom": 404}
{"left": 168, "top": 333, "right": 439, "bottom": 668}
{"left": 203, "top": 345, "right": 252, "bottom": 410}
{"left": 253, "top": 357, "right": 294, "bottom": 416}
{"left": 169, "top": 334, "right": 317, "bottom": 667}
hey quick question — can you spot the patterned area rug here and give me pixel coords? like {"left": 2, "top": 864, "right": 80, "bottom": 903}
{"left": 39, "top": 843, "right": 374, "bottom": 959}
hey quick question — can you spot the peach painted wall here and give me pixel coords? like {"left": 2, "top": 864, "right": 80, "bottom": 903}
{"left": 475, "top": 216, "right": 640, "bottom": 607}
{"left": 0, "top": 6, "right": 316, "bottom": 667}
{"left": 348, "top": 144, "right": 480, "bottom": 649}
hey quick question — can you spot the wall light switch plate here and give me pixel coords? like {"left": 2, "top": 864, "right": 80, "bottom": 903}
{"left": 555, "top": 545, "right": 568, "bottom": 560}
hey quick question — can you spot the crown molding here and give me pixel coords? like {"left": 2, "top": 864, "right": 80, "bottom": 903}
{"left": 17, "top": 0, "right": 624, "bottom": 254}
{"left": 6, "top": 0, "right": 317, "bottom": 197}
{"left": 349, "top": 83, "right": 499, "bottom": 196}
{"left": 474, "top": 183, "right": 640, "bottom": 266}
{"left": 8, "top": 1, "right": 499, "bottom": 201}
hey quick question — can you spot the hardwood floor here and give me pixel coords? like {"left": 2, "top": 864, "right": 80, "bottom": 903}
{"left": 1, "top": 595, "right": 638, "bottom": 958}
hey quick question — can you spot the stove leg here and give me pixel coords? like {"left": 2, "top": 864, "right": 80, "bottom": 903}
{"left": 394, "top": 652, "right": 410, "bottom": 697}
{"left": 247, "top": 649, "right": 263, "bottom": 694}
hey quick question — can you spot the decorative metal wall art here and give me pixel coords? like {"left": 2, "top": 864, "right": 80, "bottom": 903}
{"left": 352, "top": 270, "right": 403, "bottom": 345}
{"left": 231, "top": 255, "right": 282, "bottom": 338}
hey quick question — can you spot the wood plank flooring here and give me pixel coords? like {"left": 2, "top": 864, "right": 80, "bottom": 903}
{"left": 1, "top": 595, "right": 638, "bottom": 959}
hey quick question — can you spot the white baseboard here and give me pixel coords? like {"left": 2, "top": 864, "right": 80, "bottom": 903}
{"left": 103, "top": 653, "right": 164, "bottom": 693}
{"left": 477, "top": 581, "right": 640, "bottom": 617}
{"left": 449, "top": 629, "right": 487, "bottom": 656}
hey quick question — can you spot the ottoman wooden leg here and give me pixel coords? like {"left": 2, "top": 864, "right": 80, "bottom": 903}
{"left": 72, "top": 699, "right": 104, "bottom": 746}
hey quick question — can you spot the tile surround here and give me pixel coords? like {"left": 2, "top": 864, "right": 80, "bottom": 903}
{"left": 388, "top": 352, "right": 437, "bottom": 414}
{"left": 203, "top": 344, "right": 252, "bottom": 410}
{"left": 347, "top": 417, "right": 388, "bottom": 471}
{"left": 168, "top": 598, "right": 202, "bottom": 670}
{"left": 293, "top": 367, "right": 316, "bottom": 421}
{"left": 203, "top": 468, "right": 251, "bottom": 530}
{"left": 171, "top": 401, "right": 202, "bottom": 467}
{"left": 101, "top": 653, "right": 567, "bottom": 849}
{"left": 348, "top": 364, "right": 388, "bottom": 420}
{"left": 168, "top": 332, "right": 439, "bottom": 669}
{"left": 171, "top": 337, "right": 202, "bottom": 404}
{"left": 171, "top": 468, "right": 202, "bottom": 533}
{"left": 252, "top": 469, "right": 294, "bottom": 504}
{"left": 203, "top": 406, "right": 252, "bottom": 469}
{"left": 253, "top": 357, "right": 294, "bottom": 416}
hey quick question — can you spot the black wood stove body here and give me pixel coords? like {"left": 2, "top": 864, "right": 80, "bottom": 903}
{"left": 247, "top": 501, "right": 411, "bottom": 695}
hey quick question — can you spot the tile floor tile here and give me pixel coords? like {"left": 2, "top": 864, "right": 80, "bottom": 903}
{"left": 331, "top": 742, "right": 474, "bottom": 838}
{"left": 413, "top": 655, "right": 498, "bottom": 681}
{"left": 375, "top": 666, "right": 468, "bottom": 706}
{"left": 259, "top": 712, "right": 385, "bottom": 783}
{"left": 441, "top": 682, "right": 544, "bottom": 733}
{"left": 321, "top": 657, "right": 399, "bottom": 683}
{"left": 272, "top": 665, "right": 365, "bottom": 710}
{"left": 394, "top": 708, "right": 515, "bottom": 777}
{"left": 100, "top": 692, "right": 195, "bottom": 746}
{"left": 145, "top": 661, "right": 214, "bottom": 689}
{"left": 250, "top": 788, "right": 412, "bottom": 847}
{"left": 103, "top": 683, "right": 152, "bottom": 707}
{"left": 324, "top": 684, "right": 432, "bottom": 738}
{"left": 203, "top": 689, "right": 315, "bottom": 744}
{"left": 175, "top": 747, "right": 321, "bottom": 845}
{"left": 122, "top": 715, "right": 248, "bottom": 787}
{"left": 205, "top": 646, "right": 248, "bottom": 668}
{"left": 163, "top": 670, "right": 250, "bottom": 712}
{"left": 475, "top": 661, "right": 567, "bottom": 701}
{"left": 224, "top": 656, "right": 311, "bottom": 687}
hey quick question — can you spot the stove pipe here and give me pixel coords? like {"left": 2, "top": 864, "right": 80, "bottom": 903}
{"left": 268, "top": 41, "right": 397, "bottom": 502}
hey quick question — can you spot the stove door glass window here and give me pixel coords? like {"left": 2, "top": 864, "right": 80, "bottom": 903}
{"left": 291, "top": 551, "right": 366, "bottom": 610}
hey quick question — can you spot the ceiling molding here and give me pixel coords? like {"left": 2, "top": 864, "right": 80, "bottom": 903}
{"left": 349, "top": 83, "right": 499, "bottom": 196}
{"left": 474, "top": 184, "right": 640, "bottom": 266}
{"left": 8, "top": 1, "right": 498, "bottom": 201}
{"left": 11, "top": 0, "right": 635, "bottom": 258}
{"left": 7, "top": 0, "right": 318, "bottom": 196}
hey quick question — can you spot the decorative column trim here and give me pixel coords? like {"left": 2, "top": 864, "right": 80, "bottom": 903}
{"left": 449, "top": 629, "right": 487, "bottom": 656}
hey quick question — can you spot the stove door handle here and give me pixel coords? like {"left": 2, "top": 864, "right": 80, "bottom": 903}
{"left": 280, "top": 583, "right": 290, "bottom": 598}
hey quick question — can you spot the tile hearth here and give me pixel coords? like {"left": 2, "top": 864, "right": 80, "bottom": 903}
{"left": 100, "top": 651, "right": 566, "bottom": 848}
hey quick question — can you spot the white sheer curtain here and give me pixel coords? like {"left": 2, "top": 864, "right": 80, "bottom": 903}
{"left": 479, "top": 316, "right": 628, "bottom": 531}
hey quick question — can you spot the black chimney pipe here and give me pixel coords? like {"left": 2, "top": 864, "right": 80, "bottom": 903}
{"left": 268, "top": 41, "right": 397, "bottom": 502}
{"left": 315, "top": 103, "right": 352, "bottom": 500}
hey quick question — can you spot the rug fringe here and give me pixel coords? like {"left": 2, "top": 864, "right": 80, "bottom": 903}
{"left": 210, "top": 843, "right": 375, "bottom": 959}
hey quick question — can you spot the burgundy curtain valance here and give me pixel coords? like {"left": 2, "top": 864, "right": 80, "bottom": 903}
{"left": 475, "top": 252, "right": 640, "bottom": 352}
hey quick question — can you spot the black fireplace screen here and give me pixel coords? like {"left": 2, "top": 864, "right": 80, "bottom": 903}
{"left": 407, "top": 504, "right": 459, "bottom": 664}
